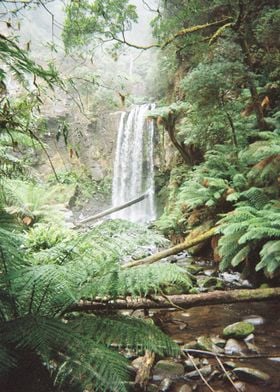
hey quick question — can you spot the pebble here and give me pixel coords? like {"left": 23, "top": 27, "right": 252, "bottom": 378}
{"left": 233, "top": 381, "right": 247, "bottom": 392}
{"left": 196, "top": 336, "right": 223, "bottom": 353}
{"left": 159, "top": 378, "right": 173, "bottom": 391}
{"left": 211, "top": 336, "right": 226, "bottom": 348}
{"left": 185, "top": 365, "right": 212, "bottom": 379}
{"left": 244, "top": 333, "right": 255, "bottom": 343}
{"left": 204, "top": 269, "right": 215, "bottom": 276}
{"left": 233, "top": 367, "right": 271, "bottom": 383}
{"left": 182, "top": 341, "right": 197, "bottom": 350}
{"left": 224, "top": 338, "right": 244, "bottom": 355}
{"left": 224, "top": 361, "right": 237, "bottom": 369}
{"left": 184, "top": 358, "right": 200, "bottom": 371}
{"left": 245, "top": 341, "right": 260, "bottom": 353}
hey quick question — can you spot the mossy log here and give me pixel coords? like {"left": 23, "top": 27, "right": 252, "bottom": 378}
{"left": 67, "top": 287, "right": 280, "bottom": 312}
{"left": 123, "top": 227, "right": 217, "bottom": 269}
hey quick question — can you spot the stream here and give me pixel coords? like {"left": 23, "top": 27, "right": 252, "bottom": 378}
{"left": 124, "top": 257, "right": 280, "bottom": 392}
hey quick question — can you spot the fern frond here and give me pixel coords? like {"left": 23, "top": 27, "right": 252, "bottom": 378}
{"left": 257, "top": 240, "right": 280, "bottom": 273}
{"left": 71, "top": 314, "right": 179, "bottom": 356}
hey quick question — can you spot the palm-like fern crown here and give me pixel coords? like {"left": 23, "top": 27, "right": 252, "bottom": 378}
{"left": 0, "top": 211, "right": 183, "bottom": 391}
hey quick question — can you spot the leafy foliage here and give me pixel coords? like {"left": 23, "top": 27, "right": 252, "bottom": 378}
{"left": 218, "top": 202, "right": 280, "bottom": 274}
{"left": 63, "top": 0, "right": 138, "bottom": 50}
{"left": 0, "top": 211, "right": 181, "bottom": 391}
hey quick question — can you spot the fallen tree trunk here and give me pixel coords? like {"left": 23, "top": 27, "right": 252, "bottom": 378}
{"left": 67, "top": 287, "right": 280, "bottom": 312}
{"left": 123, "top": 227, "right": 217, "bottom": 269}
{"left": 76, "top": 192, "right": 149, "bottom": 225}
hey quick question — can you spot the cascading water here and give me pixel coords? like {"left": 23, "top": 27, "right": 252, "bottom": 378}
{"left": 112, "top": 104, "right": 156, "bottom": 222}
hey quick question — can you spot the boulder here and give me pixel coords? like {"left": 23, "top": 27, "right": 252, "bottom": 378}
{"left": 223, "top": 322, "right": 255, "bottom": 339}
{"left": 153, "top": 360, "right": 185, "bottom": 380}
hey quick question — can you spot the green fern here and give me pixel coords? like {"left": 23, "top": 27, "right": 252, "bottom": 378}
{"left": 0, "top": 212, "right": 182, "bottom": 391}
{"left": 218, "top": 202, "right": 280, "bottom": 273}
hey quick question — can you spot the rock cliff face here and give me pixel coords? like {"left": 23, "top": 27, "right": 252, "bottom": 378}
{"left": 35, "top": 110, "right": 122, "bottom": 181}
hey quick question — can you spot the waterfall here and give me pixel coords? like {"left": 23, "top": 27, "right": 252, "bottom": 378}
{"left": 112, "top": 104, "right": 156, "bottom": 222}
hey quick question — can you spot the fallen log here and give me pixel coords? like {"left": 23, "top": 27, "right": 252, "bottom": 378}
{"left": 67, "top": 287, "right": 280, "bottom": 312}
{"left": 76, "top": 192, "right": 149, "bottom": 225}
{"left": 123, "top": 227, "right": 217, "bottom": 269}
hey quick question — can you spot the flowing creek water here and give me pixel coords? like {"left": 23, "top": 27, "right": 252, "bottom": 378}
{"left": 123, "top": 257, "right": 280, "bottom": 392}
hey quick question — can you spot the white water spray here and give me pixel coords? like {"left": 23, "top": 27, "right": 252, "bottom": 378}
{"left": 112, "top": 104, "right": 156, "bottom": 222}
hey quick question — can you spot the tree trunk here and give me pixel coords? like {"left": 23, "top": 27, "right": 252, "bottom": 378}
{"left": 76, "top": 192, "right": 149, "bottom": 226}
{"left": 67, "top": 287, "right": 280, "bottom": 312}
{"left": 123, "top": 227, "right": 217, "bottom": 269}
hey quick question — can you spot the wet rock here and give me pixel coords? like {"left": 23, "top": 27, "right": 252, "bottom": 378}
{"left": 242, "top": 315, "right": 265, "bottom": 326}
{"left": 173, "top": 339, "right": 184, "bottom": 345}
{"left": 185, "top": 365, "right": 212, "bottom": 379}
{"left": 159, "top": 378, "right": 173, "bottom": 391}
{"left": 198, "top": 276, "right": 225, "bottom": 290}
{"left": 245, "top": 342, "right": 260, "bottom": 353}
{"left": 244, "top": 333, "right": 255, "bottom": 343}
{"left": 223, "top": 321, "right": 255, "bottom": 339}
{"left": 224, "top": 361, "right": 237, "bottom": 369}
{"left": 185, "top": 265, "right": 203, "bottom": 275}
{"left": 207, "top": 369, "right": 220, "bottom": 381}
{"left": 268, "top": 357, "right": 280, "bottom": 362}
{"left": 224, "top": 339, "right": 244, "bottom": 355}
{"left": 196, "top": 336, "right": 223, "bottom": 354}
{"left": 147, "top": 384, "right": 158, "bottom": 392}
{"left": 182, "top": 341, "right": 198, "bottom": 350}
{"left": 211, "top": 336, "right": 226, "bottom": 348}
{"left": 196, "top": 336, "right": 213, "bottom": 351}
{"left": 233, "top": 381, "right": 247, "bottom": 392}
{"left": 184, "top": 358, "right": 200, "bottom": 371}
{"left": 204, "top": 269, "right": 216, "bottom": 276}
{"left": 219, "top": 271, "right": 241, "bottom": 284}
{"left": 153, "top": 360, "right": 185, "bottom": 380}
{"left": 178, "top": 385, "right": 192, "bottom": 392}
{"left": 233, "top": 367, "right": 271, "bottom": 383}
{"left": 240, "top": 279, "right": 253, "bottom": 288}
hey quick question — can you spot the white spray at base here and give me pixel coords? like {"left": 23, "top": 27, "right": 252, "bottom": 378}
{"left": 112, "top": 104, "right": 156, "bottom": 222}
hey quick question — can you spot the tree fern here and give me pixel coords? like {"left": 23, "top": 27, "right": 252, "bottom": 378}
{"left": 0, "top": 212, "right": 182, "bottom": 391}
{"left": 218, "top": 202, "right": 280, "bottom": 273}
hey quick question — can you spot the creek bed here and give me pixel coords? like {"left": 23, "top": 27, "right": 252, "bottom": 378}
{"left": 147, "top": 300, "right": 280, "bottom": 391}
